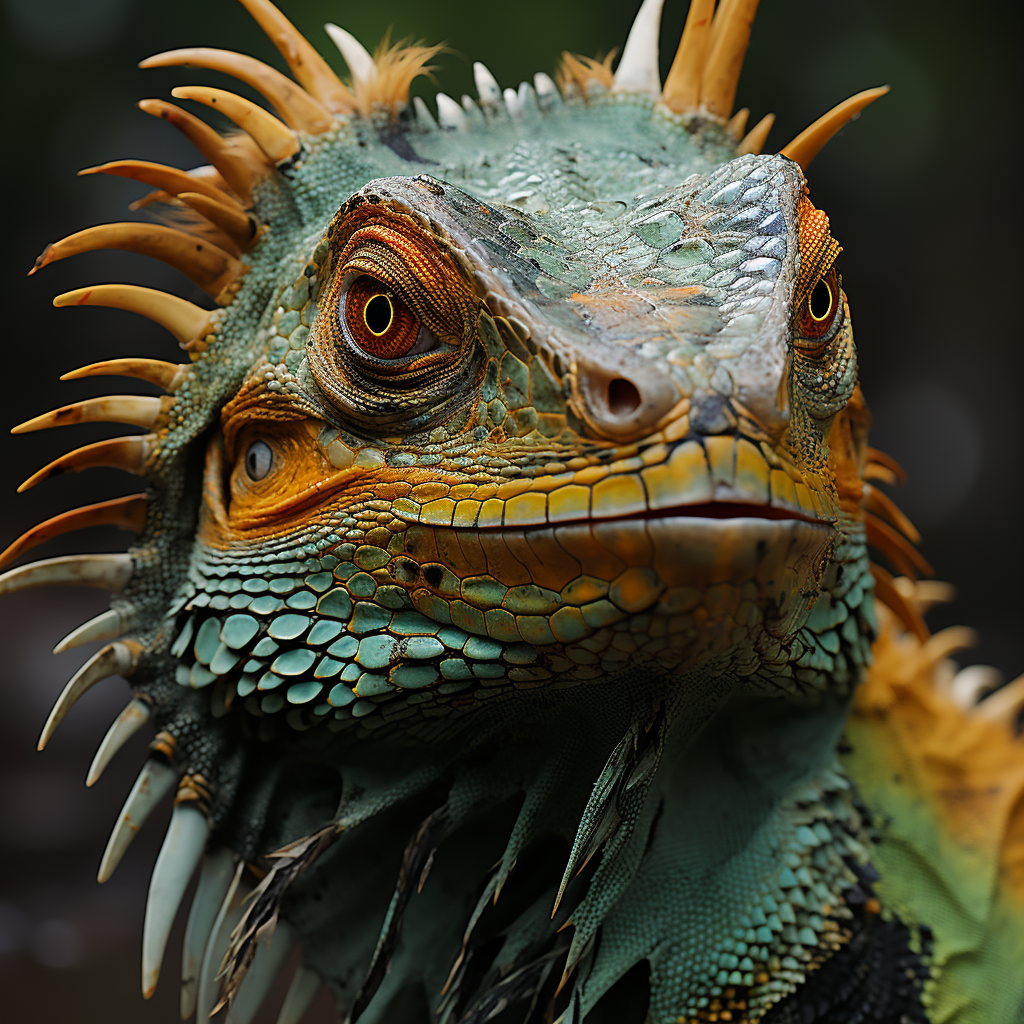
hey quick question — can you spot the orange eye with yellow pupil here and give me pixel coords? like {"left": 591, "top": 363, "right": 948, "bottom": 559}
{"left": 344, "top": 275, "right": 422, "bottom": 359}
{"left": 808, "top": 278, "right": 833, "bottom": 323}
{"left": 795, "top": 265, "right": 840, "bottom": 343}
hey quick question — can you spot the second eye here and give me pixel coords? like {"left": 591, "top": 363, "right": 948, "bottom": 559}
{"left": 343, "top": 275, "right": 437, "bottom": 360}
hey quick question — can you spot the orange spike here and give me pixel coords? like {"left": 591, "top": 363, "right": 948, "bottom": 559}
{"left": 170, "top": 86, "right": 299, "bottom": 162}
{"left": 780, "top": 86, "right": 889, "bottom": 170}
{"left": 138, "top": 99, "right": 263, "bottom": 204}
{"left": 19, "top": 436, "right": 153, "bottom": 493}
{"left": 178, "top": 192, "right": 259, "bottom": 251}
{"left": 870, "top": 562, "right": 929, "bottom": 642}
{"left": 12, "top": 396, "right": 171, "bottom": 435}
{"left": 865, "top": 513, "right": 934, "bottom": 581}
{"left": 61, "top": 359, "right": 188, "bottom": 391}
{"left": 921, "top": 625, "right": 978, "bottom": 667}
{"left": 661, "top": 0, "right": 715, "bottom": 113}
{"left": 53, "top": 285, "right": 210, "bottom": 344}
{"left": 699, "top": 0, "right": 761, "bottom": 118}
{"left": 726, "top": 107, "right": 749, "bottom": 138}
{"left": 0, "top": 495, "right": 148, "bottom": 572}
{"left": 865, "top": 445, "right": 907, "bottom": 483}
{"left": 30, "top": 224, "right": 242, "bottom": 304}
{"left": 861, "top": 484, "right": 922, "bottom": 545}
{"left": 234, "top": 0, "right": 355, "bottom": 113}
{"left": 140, "top": 48, "right": 332, "bottom": 132}
{"left": 79, "top": 160, "right": 241, "bottom": 211}
{"left": 736, "top": 111, "right": 774, "bottom": 154}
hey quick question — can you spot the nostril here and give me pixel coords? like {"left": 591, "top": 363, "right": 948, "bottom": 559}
{"left": 607, "top": 377, "right": 641, "bottom": 418}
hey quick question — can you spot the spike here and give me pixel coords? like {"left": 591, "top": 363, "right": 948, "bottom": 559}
{"left": 412, "top": 95, "right": 436, "bottom": 128}
{"left": 53, "top": 285, "right": 210, "bottom": 345}
{"left": 504, "top": 87, "right": 523, "bottom": 118}
{"left": 224, "top": 921, "right": 297, "bottom": 1024}
{"left": 611, "top": 0, "right": 665, "bottom": 96}
{"left": 947, "top": 664, "right": 1002, "bottom": 709}
{"left": 54, "top": 608, "right": 125, "bottom": 655}
{"left": 13, "top": 396, "right": 169, "bottom": 435}
{"left": 140, "top": 48, "right": 331, "bottom": 133}
{"left": 780, "top": 86, "right": 890, "bottom": 170}
{"left": 30, "top": 223, "right": 242, "bottom": 303}
{"left": 138, "top": 98, "right": 263, "bottom": 204}
{"left": 18, "top": 436, "right": 152, "bottom": 493}
{"left": 661, "top": 0, "right": 714, "bottom": 113}
{"left": 79, "top": 159, "right": 241, "bottom": 210}
{"left": 865, "top": 514, "right": 933, "bottom": 580}
{"left": 870, "top": 562, "right": 928, "bottom": 642}
{"left": 726, "top": 107, "right": 749, "bottom": 138}
{"left": 699, "top": 0, "right": 760, "bottom": 117}
{"left": 37, "top": 640, "right": 140, "bottom": 750}
{"left": 862, "top": 484, "right": 921, "bottom": 545}
{"left": 534, "top": 71, "right": 559, "bottom": 98}
{"left": 737, "top": 111, "right": 775, "bottom": 154}
{"left": 98, "top": 759, "right": 177, "bottom": 883}
{"left": 974, "top": 673, "right": 1024, "bottom": 726}
{"left": 170, "top": 87, "right": 298, "bottom": 162}
{"left": 323, "top": 23, "right": 375, "bottom": 85}
{"left": 276, "top": 965, "right": 322, "bottom": 1024}
{"left": 181, "top": 849, "right": 237, "bottom": 1020}
{"left": 197, "top": 861, "right": 247, "bottom": 1021}
{"left": 865, "top": 445, "right": 907, "bottom": 483}
{"left": 142, "top": 802, "right": 210, "bottom": 999}
{"left": 0, "top": 494, "right": 147, "bottom": 572}
{"left": 921, "top": 626, "right": 978, "bottom": 667}
{"left": 86, "top": 698, "right": 151, "bottom": 787}
{"left": 235, "top": 0, "right": 354, "bottom": 113}
{"left": 913, "top": 580, "right": 956, "bottom": 611}
{"left": 472, "top": 62, "right": 502, "bottom": 105}
{"left": 61, "top": 358, "right": 189, "bottom": 392}
{"left": 435, "top": 93, "right": 468, "bottom": 130}
{"left": 177, "top": 191, "right": 259, "bottom": 252}
{"left": 0, "top": 553, "right": 133, "bottom": 595}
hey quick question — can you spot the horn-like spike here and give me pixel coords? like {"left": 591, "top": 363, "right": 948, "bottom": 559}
{"left": 504, "top": 87, "right": 523, "bottom": 118}
{"left": 726, "top": 107, "right": 749, "bottom": 138}
{"left": 862, "top": 484, "right": 922, "bottom": 545}
{"left": 611, "top": 0, "right": 665, "bottom": 96}
{"left": 974, "top": 673, "right": 1024, "bottom": 726}
{"left": 276, "top": 965, "right": 322, "bottom": 1024}
{"left": 54, "top": 608, "right": 124, "bottom": 655}
{"left": 0, "top": 553, "right": 133, "bottom": 595}
{"left": 472, "top": 62, "right": 501, "bottom": 105}
{"left": 142, "top": 802, "right": 210, "bottom": 999}
{"left": 177, "top": 192, "right": 259, "bottom": 252}
{"left": 412, "top": 95, "right": 436, "bottom": 128}
{"left": 699, "top": 0, "right": 760, "bottom": 117}
{"left": 323, "top": 23, "right": 375, "bottom": 85}
{"left": 870, "top": 562, "right": 928, "bottom": 642}
{"left": 86, "top": 697, "right": 151, "bottom": 787}
{"left": 38, "top": 640, "right": 141, "bottom": 750}
{"left": 98, "top": 759, "right": 178, "bottom": 883}
{"left": 61, "top": 358, "right": 190, "bottom": 392}
{"left": 30, "top": 223, "right": 242, "bottom": 304}
{"left": 18, "top": 435, "right": 152, "bottom": 493}
{"left": 921, "top": 626, "right": 978, "bottom": 667}
{"left": 197, "top": 861, "right": 247, "bottom": 1022}
{"left": 54, "top": 285, "right": 210, "bottom": 345}
{"left": 140, "top": 48, "right": 331, "bottom": 133}
{"left": 79, "top": 159, "right": 241, "bottom": 210}
{"left": 948, "top": 665, "right": 1002, "bottom": 709}
{"left": 224, "top": 921, "right": 297, "bottom": 1024}
{"left": 170, "top": 86, "right": 299, "bottom": 162}
{"left": 181, "top": 849, "right": 237, "bottom": 1020}
{"left": 435, "top": 93, "right": 468, "bottom": 129}
{"left": 780, "top": 86, "right": 890, "bottom": 170}
{"left": 865, "top": 513, "right": 933, "bottom": 580}
{"left": 12, "top": 396, "right": 169, "bottom": 435}
{"left": 138, "top": 98, "right": 261, "bottom": 204}
{"left": 866, "top": 446, "right": 908, "bottom": 483}
{"left": 737, "top": 111, "right": 774, "bottom": 154}
{"left": 661, "top": 0, "right": 715, "bottom": 113}
{"left": 235, "top": 0, "right": 354, "bottom": 113}
{"left": 0, "top": 494, "right": 147, "bottom": 572}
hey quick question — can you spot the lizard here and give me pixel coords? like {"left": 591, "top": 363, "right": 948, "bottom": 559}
{"left": 2, "top": 0, "right": 1023, "bottom": 1021}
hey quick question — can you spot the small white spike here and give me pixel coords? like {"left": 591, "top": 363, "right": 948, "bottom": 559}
{"left": 197, "top": 861, "right": 247, "bottom": 1022}
{"left": 225, "top": 921, "right": 297, "bottom": 1024}
{"left": 435, "top": 92, "right": 468, "bottom": 129}
{"left": 143, "top": 803, "right": 210, "bottom": 999}
{"left": 974, "top": 673, "right": 1024, "bottom": 725}
{"left": 612, "top": 0, "right": 666, "bottom": 97}
{"left": 412, "top": 95, "right": 437, "bottom": 128}
{"left": 323, "top": 23, "right": 375, "bottom": 85}
{"left": 504, "top": 87, "right": 523, "bottom": 118}
{"left": 276, "top": 964, "right": 323, "bottom": 1024}
{"left": 533, "top": 71, "right": 558, "bottom": 97}
{"left": 473, "top": 61, "right": 501, "bottom": 104}
{"left": 947, "top": 665, "right": 1002, "bottom": 709}
{"left": 98, "top": 759, "right": 177, "bottom": 883}
{"left": 39, "top": 641, "right": 139, "bottom": 750}
{"left": 181, "top": 848, "right": 237, "bottom": 1020}
{"left": 53, "top": 608, "right": 124, "bottom": 655}
{"left": 0, "top": 553, "right": 133, "bottom": 595}
{"left": 518, "top": 80, "right": 536, "bottom": 111}
{"left": 86, "top": 697, "right": 150, "bottom": 787}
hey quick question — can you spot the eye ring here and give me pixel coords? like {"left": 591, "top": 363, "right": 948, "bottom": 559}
{"left": 363, "top": 292, "right": 394, "bottom": 337}
{"left": 244, "top": 440, "right": 273, "bottom": 481}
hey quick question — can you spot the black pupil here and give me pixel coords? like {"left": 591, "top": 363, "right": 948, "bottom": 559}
{"left": 809, "top": 279, "right": 832, "bottom": 320}
{"left": 247, "top": 449, "right": 259, "bottom": 475}
{"left": 365, "top": 294, "right": 392, "bottom": 334}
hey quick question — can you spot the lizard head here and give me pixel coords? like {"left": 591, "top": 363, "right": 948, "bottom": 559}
{"left": 4, "top": 1, "right": 918, "bottom": 1021}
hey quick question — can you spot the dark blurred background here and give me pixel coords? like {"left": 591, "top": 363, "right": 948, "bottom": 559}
{"left": 0, "top": 0, "right": 1020, "bottom": 1021}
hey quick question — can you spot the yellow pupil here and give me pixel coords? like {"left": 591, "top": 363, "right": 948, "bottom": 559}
{"left": 809, "top": 279, "right": 833, "bottom": 322}
{"left": 363, "top": 293, "right": 394, "bottom": 337}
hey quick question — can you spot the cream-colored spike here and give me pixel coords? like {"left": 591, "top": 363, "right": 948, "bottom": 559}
{"left": 79, "top": 160, "right": 242, "bottom": 210}
{"left": 700, "top": 0, "right": 761, "bottom": 117}
{"left": 737, "top": 111, "right": 774, "bottom": 154}
{"left": 181, "top": 849, "right": 237, "bottom": 1020}
{"left": 170, "top": 87, "right": 299, "bottom": 162}
{"left": 177, "top": 192, "right": 258, "bottom": 252}
{"left": 223, "top": 922, "right": 297, "bottom": 1024}
{"left": 661, "top": 0, "right": 714, "bottom": 112}
{"left": 12, "top": 396, "right": 170, "bottom": 434}
{"left": 61, "top": 358, "right": 190, "bottom": 392}
{"left": 973, "top": 673, "right": 1024, "bottom": 725}
{"left": 86, "top": 698, "right": 151, "bottom": 787}
{"left": 276, "top": 964, "right": 322, "bottom": 1024}
{"left": 324, "top": 23, "right": 376, "bottom": 86}
{"left": 19, "top": 436, "right": 153, "bottom": 493}
{"left": 472, "top": 62, "right": 501, "bottom": 105}
{"left": 140, "top": 48, "right": 331, "bottom": 132}
{"left": 435, "top": 93, "right": 468, "bottom": 129}
{"left": 0, "top": 554, "right": 133, "bottom": 595}
{"left": 611, "top": 0, "right": 665, "bottom": 97}
{"left": 54, "top": 608, "right": 124, "bottom": 655}
{"left": 779, "top": 86, "right": 890, "bottom": 170}
{"left": 54, "top": 285, "right": 210, "bottom": 344}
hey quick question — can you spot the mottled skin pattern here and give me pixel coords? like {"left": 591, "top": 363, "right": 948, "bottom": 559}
{"left": 6, "top": 2, "right": 971, "bottom": 1023}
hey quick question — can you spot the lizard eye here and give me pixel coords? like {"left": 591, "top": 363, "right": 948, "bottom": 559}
{"left": 342, "top": 275, "right": 438, "bottom": 360}
{"left": 795, "top": 265, "right": 841, "bottom": 347}
{"left": 244, "top": 440, "right": 273, "bottom": 481}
